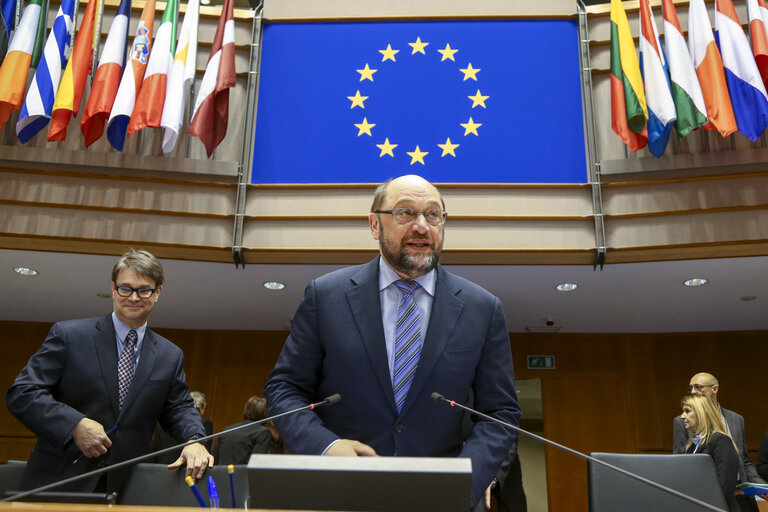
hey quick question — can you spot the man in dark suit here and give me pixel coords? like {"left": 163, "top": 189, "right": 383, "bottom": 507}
{"left": 265, "top": 175, "right": 521, "bottom": 510}
{"left": 673, "top": 372, "right": 766, "bottom": 488}
{"left": 213, "top": 396, "right": 282, "bottom": 465}
{"left": 6, "top": 249, "right": 214, "bottom": 496}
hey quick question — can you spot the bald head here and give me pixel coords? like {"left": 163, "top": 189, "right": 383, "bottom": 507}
{"left": 370, "top": 175, "right": 445, "bottom": 213}
{"left": 688, "top": 372, "right": 719, "bottom": 403}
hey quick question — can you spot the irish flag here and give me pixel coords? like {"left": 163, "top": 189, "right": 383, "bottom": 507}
{"left": 662, "top": 0, "right": 708, "bottom": 139}
{"left": 609, "top": 0, "right": 647, "bottom": 151}
{"left": 127, "top": 0, "right": 178, "bottom": 136}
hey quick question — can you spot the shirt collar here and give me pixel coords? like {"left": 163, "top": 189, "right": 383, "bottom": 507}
{"left": 111, "top": 311, "right": 148, "bottom": 345}
{"left": 377, "top": 256, "right": 436, "bottom": 297}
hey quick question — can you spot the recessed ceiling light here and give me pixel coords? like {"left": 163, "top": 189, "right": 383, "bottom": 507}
{"left": 263, "top": 281, "right": 286, "bottom": 291}
{"left": 13, "top": 266, "right": 38, "bottom": 276}
{"left": 683, "top": 278, "right": 708, "bottom": 287}
{"left": 740, "top": 295, "right": 757, "bottom": 302}
{"left": 96, "top": 292, "right": 112, "bottom": 299}
{"left": 555, "top": 283, "right": 578, "bottom": 292}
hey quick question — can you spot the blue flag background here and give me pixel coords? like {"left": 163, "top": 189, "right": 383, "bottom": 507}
{"left": 252, "top": 20, "right": 587, "bottom": 184}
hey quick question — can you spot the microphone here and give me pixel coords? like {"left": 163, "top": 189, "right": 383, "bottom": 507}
{"left": 2, "top": 394, "right": 342, "bottom": 503}
{"left": 431, "top": 392, "right": 726, "bottom": 512}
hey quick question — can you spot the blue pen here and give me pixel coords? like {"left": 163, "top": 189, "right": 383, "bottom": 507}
{"left": 227, "top": 464, "right": 237, "bottom": 508}
{"left": 186, "top": 476, "right": 207, "bottom": 508}
{"left": 207, "top": 475, "right": 220, "bottom": 509}
{"left": 73, "top": 424, "right": 117, "bottom": 464}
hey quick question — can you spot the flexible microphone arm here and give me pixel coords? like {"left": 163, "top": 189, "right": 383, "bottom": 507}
{"left": 2, "top": 394, "right": 342, "bottom": 503}
{"left": 430, "top": 392, "right": 726, "bottom": 512}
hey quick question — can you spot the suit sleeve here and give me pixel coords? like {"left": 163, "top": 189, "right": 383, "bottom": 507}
{"left": 5, "top": 323, "right": 86, "bottom": 449}
{"left": 264, "top": 280, "right": 340, "bottom": 454}
{"left": 672, "top": 416, "right": 689, "bottom": 454}
{"left": 459, "top": 297, "right": 521, "bottom": 507}
{"left": 708, "top": 434, "right": 740, "bottom": 498}
{"left": 758, "top": 430, "right": 768, "bottom": 481}
{"left": 157, "top": 350, "right": 206, "bottom": 443}
{"left": 733, "top": 414, "right": 767, "bottom": 484}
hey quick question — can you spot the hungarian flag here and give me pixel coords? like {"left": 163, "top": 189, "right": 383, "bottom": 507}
{"left": 80, "top": 0, "right": 131, "bottom": 147}
{"left": 106, "top": 0, "right": 154, "bottom": 151}
{"left": 747, "top": 0, "right": 768, "bottom": 90}
{"left": 639, "top": 0, "right": 675, "bottom": 157}
{"left": 662, "top": 0, "right": 707, "bottom": 139}
{"left": 160, "top": 0, "right": 199, "bottom": 154}
{"left": 127, "top": 0, "right": 178, "bottom": 136}
{"left": 609, "top": 0, "right": 647, "bottom": 151}
{"left": 715, "top": 0, "right": 768, "bottom": 141}
{"left": 688, "top": 0, "right": 737, "bottom": 137}
{"left": 48, "top": 0, "right": 98, "bottom": 141}
{"left": 188, "top": 0, "right": 235, "bottom": 157}
{"left": 0, "top": 0, "right": 43, "bottom": 129}
{"left": 16, "top": 0, "right": 76, "bottom": 144}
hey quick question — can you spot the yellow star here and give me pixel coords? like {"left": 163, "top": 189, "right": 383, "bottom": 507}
{"left": 347, "top": 90, "right": 368, "bottom": 109}
{"left": 376, "top": 138, "right": 398, "bottom": 157}
{"left": 355, "top": 117, "right": 376, "bottom": 136}
{"left": 468, "top": 89, "right": 489, "bottom": 108}
{"left": 408, "top": 37, "right": 429, "bottom": 55}
{"left": 437, "top": 137, "right": 459, "bottom": 157}
{"left": 406, "top": 145, "right": 428, "bottom": 165}
{"left": 460, "top": 117, "right": 482, "bottom": 136}
{"left": 437, "top": 43, "right": 459, "bottom": 62}
{"left": 460, "top": 62, "right": 481, "bottom": 81}
{"left": 357, "top": 63, "right": 377, "bottom": 82}
{"left": 379, "top": 44, "right": 399, "bottom": 62}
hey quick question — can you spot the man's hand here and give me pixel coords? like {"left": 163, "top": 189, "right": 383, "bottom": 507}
{"left": 72, "top": 418, "right": 112, "bottom": 458}
{"left": 484, "top": 479, "right": 497, "bottom": 510}
{"left": 325, "top": 439, "right": 377, "bottom": 456}
{"left": 168, "top": 442, "right": 214, "bottom": 479}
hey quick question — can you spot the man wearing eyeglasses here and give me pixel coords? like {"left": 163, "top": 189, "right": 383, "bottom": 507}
{"left": 265, "top": 175, "right": 521, "bottom": 511}
{"left": 6, "top": 249, "right": 213, "bottom": 496}
{"left": 673, "top": 372, "right": 766, "bottom": 489}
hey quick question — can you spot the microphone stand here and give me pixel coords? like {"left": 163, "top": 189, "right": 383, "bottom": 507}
{"left": 431, "top": 392, "right": 726, "bottom": 512}
{"left": 2, "top": 394, "right": 341, "bottom": 503}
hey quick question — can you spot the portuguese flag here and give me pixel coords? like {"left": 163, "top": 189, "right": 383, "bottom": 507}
{"left": 610, "top": 0, "right": 648, "bottom": 151}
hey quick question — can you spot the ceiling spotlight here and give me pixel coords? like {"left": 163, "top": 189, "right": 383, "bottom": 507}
{"left": 740, "top": 295, "right": 757, "bottom": 302}
{"left": 13, "top": 266, "right": 38, "bottom": 276}
{"left": 555, "top": 283, "right": 578, "bottom": 292}
{"left": 263, "top": 281, "right": 286, "bottom": 291}
{"left": 683, "top": 278, "right": 708, "bottom": 287}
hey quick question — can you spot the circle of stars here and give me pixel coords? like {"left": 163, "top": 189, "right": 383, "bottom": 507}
{"left": 347, "top": 37, "right": 490, "bottom": 166}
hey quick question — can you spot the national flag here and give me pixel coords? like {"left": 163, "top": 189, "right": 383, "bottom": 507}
{"left": 188, "top": 0, "right": 235, "bottom": 157}
{"left": 80, "top": 0, "right": 131, "bottom": 147}
{"left": 106, "top": 0, "right": 154, "bottom": 151}
{"left": 0, "top": 0, "right": 17, "bottom": 58}
{"left": 609, "top": 0, "right": 647, "bottom": 151}
{"left": 160, "top": 0, "right": 198, "bottom": 153}
{"left": 30, "top": 0, "right": 48, "bottom": 68}
{"left": 0, "top": 0, "right": 42, "bottom": 129}
{"left": 715, "top": 0, "right": 768, "bottom": 141}
{"left": 747, "top": 0, "right": 768, "bottom": 89}
{"left": 127, "top": 0, "right": 178, "bottom": 136}
{"left": 48, "top": 0, "right": 98, "bottom": 141}
{"left": 639, "top": 0, "right": 676, "bottom": 156}
{"left": 662, "top": 0, "right": 708, "bottom": 138}
{"left": 16, "top": 0, "right": 76, "bottom": 144}
{"left": 688, "top": 0, "right": 737, "bottom": 137}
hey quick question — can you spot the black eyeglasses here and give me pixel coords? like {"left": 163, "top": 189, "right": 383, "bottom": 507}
{"left": 375, "top": 207, "right": 447, "bottom": 226}
{"left": 114, "top": 285, "right": 158, "bottom": 299}
{"left": 687, "top": 383, "right": 715, "bottom": 393}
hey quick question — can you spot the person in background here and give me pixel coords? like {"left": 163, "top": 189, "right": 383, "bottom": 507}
{"left": 757, "top": 429, "right": 768, "bottom": 481}
{"left": 680, "top": 394, "right": 757, "bottom": 512}
{"left": 213, "top": 396, "right": 282, "bottom": 465}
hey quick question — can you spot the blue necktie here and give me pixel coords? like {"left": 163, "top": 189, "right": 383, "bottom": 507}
{"left": 118, "top": 329, "right": 137, "bottom": 410}
{"left": 392, "top": 280, "right": 422, "bottom": 413}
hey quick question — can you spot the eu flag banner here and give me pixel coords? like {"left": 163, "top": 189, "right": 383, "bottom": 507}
{"left": 252, "top": 20, "right": 587, "bottom": 184}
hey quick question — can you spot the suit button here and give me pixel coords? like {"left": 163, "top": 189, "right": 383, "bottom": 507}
{"left": 395, "top": 424, "right": 403, "bottom": 433}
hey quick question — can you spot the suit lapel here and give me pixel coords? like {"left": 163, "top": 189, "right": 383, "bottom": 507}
{"left": 119, "top": 329, "right": 158, "bottom": 421}
{"left": 94, "top": 314, "right": 120, "bottom": 418}
{"left": 346, "top": 258, "right": 396, "bottom": 411}
{"left": 402, "top": 265, "right": 464, "bottom": 416}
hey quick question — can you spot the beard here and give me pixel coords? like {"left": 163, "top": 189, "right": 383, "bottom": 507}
{"left": 378, "top": 226, "right": 442, "bottom": 277}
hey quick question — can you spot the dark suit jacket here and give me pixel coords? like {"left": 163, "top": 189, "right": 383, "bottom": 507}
{"left": 212, "top": 420, "right": 277, "bottom": 465}
{"left": 264, "top": 258, "right": 521, "bottom": 507}
{"left": 5, "top": 314, "right": 205, "bottom": 495}
{"left": 151, "top": 417, "right": 213, "bottom": 464}
{"left": 674, "top": 408, "right": 766, "bottom": 484}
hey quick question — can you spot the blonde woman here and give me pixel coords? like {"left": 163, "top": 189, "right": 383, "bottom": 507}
{"left": 681, "top": 394, "right": 757, "bottom": 512}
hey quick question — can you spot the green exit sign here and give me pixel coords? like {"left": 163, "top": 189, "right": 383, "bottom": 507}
{"left": 527, "top": 355, "right": 555, "bottom": 369}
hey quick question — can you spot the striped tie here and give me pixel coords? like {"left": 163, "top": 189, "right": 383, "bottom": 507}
{"left": 392, "top": 280, "right": 422, "bottom": 413}
{"left": 118, "top": 329, "right": 137, "bottom": 410}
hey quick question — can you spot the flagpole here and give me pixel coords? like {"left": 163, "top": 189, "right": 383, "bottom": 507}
{"left": 91, "top": 0, "right": 105, "bottom": 79}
